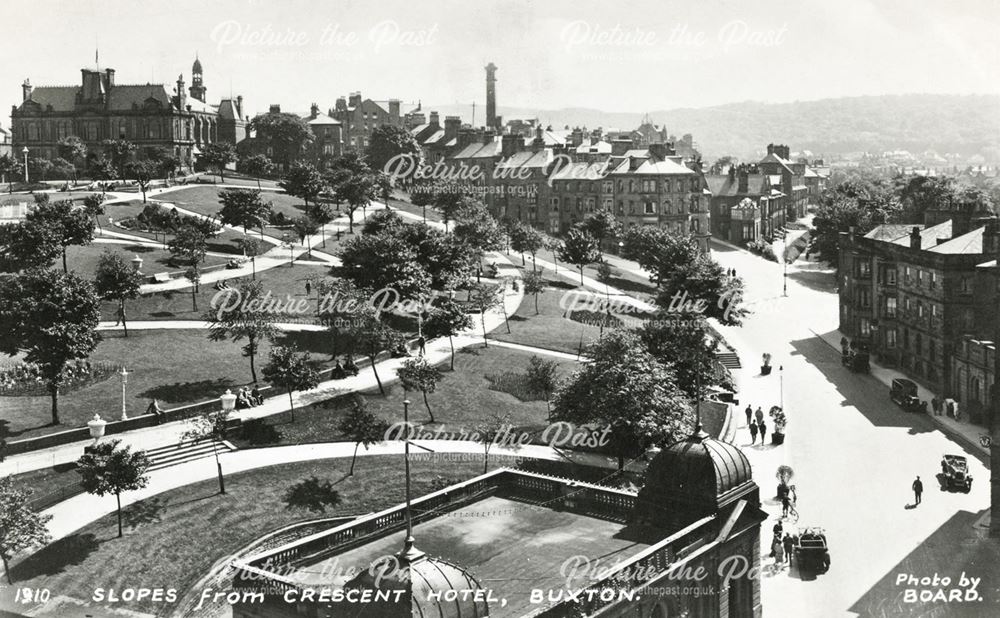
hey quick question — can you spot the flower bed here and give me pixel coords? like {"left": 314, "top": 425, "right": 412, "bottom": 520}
{"left": 0, "top": 360, "right": 123, "bottom": 397}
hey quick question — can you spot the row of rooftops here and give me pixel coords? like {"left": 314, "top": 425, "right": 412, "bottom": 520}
{"left": 861, "top": 217, "right": 1000, "bottom": 256}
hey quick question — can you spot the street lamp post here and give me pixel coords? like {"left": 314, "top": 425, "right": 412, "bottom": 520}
{"left": 782, "top": 234, "right": 788, "bottom": 297}
{"left": 216, "top": 389, "right": 237, "bottom": 495}
{"left": 22, "top": 147, "right": 29, "bottom": 184}
{"left": 779, "top": 365, "right": 784, "bottom": 409}
{"left": 119, "top": 367, "right": 129, "bottom": 420}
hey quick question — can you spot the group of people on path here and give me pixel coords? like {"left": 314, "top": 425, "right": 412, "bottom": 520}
{"left": 770, "top": 520, "right": 795, "bottom": 568}
{"left": 929, "top": 396, "right": 960, "bottom": 421}
{"left": 331, "top": 356, "right": 361, "bottom": 380}
{"left": 745, "top": 405, "right": 769, "bottom": 444}
{"left": 236, "top": 385, "right": 263, "bottom": 409}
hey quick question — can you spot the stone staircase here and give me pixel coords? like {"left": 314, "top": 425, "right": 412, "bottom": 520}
{"left": 715, "top": 351, "right": 742, "bottom": 370}
{"left": 145, "top": 439, "right": 237, "bottom": 472}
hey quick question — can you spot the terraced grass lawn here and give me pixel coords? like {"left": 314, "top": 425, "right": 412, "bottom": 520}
{"left": 491, "top": 266, "right": 651, "bottom": 355}
{"left": 162, "top": 185, "right": 306, "bottom": 222}
{"left": 232, "top": 345, "right": 580, "bottom": 449}
{"left": 4, "top": 456, "right": 485, "bottom": 617}
{"left": 65, "top": 242, "right": 229, "bottom": 280}
{"left": 97, "top": 198, "right": 247, "bottom": 254}
{"left": 102, "top": 264, "right": 331, "bottom": 322}
{"left": 0, "top": 330, "right": 298, "bottom": 440}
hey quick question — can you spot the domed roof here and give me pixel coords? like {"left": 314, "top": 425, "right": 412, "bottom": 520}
{"left": 346, "top": 541, "right": 489, "bottom": 617}
{"left": 644, "top": 431, "right": 753, "bottom": 502}
{"left": 192, "top": 57, "right": 203, "bottom": 74}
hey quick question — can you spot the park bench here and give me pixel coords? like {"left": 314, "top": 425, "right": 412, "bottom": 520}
{"left": 152, "top": 272, "right": 172, "bottom": 283}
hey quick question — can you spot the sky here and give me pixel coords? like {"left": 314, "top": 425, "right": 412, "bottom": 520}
{"left": 2, "top": 0, "right": 998, "bottom": 121}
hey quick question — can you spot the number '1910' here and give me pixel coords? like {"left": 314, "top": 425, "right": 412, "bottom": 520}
{"left": 15, "top": 588, "right": 50, "bottom": 604}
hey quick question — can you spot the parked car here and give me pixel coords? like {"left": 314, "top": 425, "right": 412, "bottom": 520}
{"left": 941, "top": 454, "right": 973, "bottom": 492}
{"left": 890, "top": 378, "right": 922, "bottom": 412}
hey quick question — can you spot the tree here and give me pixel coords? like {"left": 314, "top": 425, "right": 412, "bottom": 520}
{"left": 453, "top": 209, "right": 506, "bottom": 255}
{"left": 337, "top": 401, "right": 389, "bottom": 475}
{"left": 102, "top": 139, "right": 136, "bottom": 177}
{"left": 0, "top": 269, "right": 101, "bottom": 425}
{"left": 397, "top": 224, "right": 478, "bottom": 291}
{"left": 246, "top": 112, "right": 315, "bottom": 170}
{"left": 57, "top": 136, "right": 87, "bottom": 181}
{"left": 639, "top": 316, "right": 727, "bottom": 400}
{"left": 89, "top": 156, "right": 117, "bottom": 187}
{"left": 558, "top": 228, "right": 601, "bottom": 285}
{"left": 433, "top": 192, "right": 468, "bottom": 232}
{"left": 362, "top": 208, "right": 406, "bottom": 237}
{"left": 423, "top": 298, "right": 473, "bottom": 370}
{"left": 366, "top": 125, "right": 420, "bottom": 174}
{"left": 262, "top": 345, "right": 320, "bottom": 421}
{"left": 237, "top": 235, "right": 263, "bottom": 280}
{"left": 279, "top": 162, "right": 326, "bottom": 208}
{"left": 83, "top": 193, "right": 106, "bottom": 232}
{"left": 0, "top": 154, "right": 22, "bottom": 193}
{"left": 397, "top": 356, "right": 444, "bottom": 422}
{"left": 621, "top": 226, "right": 700, "bottom": 285}
{"left": 124, "top": 159, "right": 157, "bottom": 203}
{"left": 201, "top": 142, "right": 237, "bottom": 181}
{"left": 181, "top": 402, "right": 232, "bottom": 494}
{"left": 656, "top": 254, "right": 747, "bottom": 325}
{"left": 0, "top": 476, "right": 53, "bottom": 584}
{"left": 240, "top": 153, "right": 274, "bottom": 189}
{"left": 292, "top": 216, "right": 320, "bottom": 256}
{"left": 315, "top": 278, "right": 365, "bottom": 360}
{"left": 334, "top": 164, "right": 378, "bottom": 233}
{"left": 812, "top": 173, "right": 901, "bottom": 264}
{"left": 525, "top": 355, "right": 559, "bottom": 417}
{"left": 184, "top": 266, "right": 201, "bottom": 311}
{"left": 475, "top": 411, "right": 513, "bottom": 474}
{"left": 306, "top": 202, "right": 335, "bottom": 247}
{"left": 28, "top": 158, "right": 53, "bottom": 182}
{"left": 596, "top": 261, "right": 614, "bottom": 298}
{"left": 27, "top": 199, "right": 95, "bottom": 272}
{"left": 94, "top": 251, "right": 143, "bottom": 337}
{"left": 349, "top": 310, "right": 405, "bottom": 396}
{"left": 468, "top": 282, "right": 503, "bottom": 347}
{"left": 0, "top": 219, "right": 61, "bottom": 272}
{"left": 218, "top": 188, "right": 272, "bottom": 236}
{"left": 168, "top": 223, "right": 209, "bottom": 267}
{"left": 508, "top": 221, "right": 545, "bottom": 270}
{"left": 206, "top": 280, "right": 279, "bottom": 383}
{"left": 76, "top": 440, "right": 150, "bottom": 538}
{"left": 580, "top": 210, "right": 622, "bottom": 257}
{"left": 157, "top": 154, "right": 181, "bottom": 180}
{"left": 551, "top": 330, "right": 693, "bottom": 470}
{"left": 338, "top": 233, "right": 431, "bottom": 300}
{"left": 522, "top": 270, "right": 545, "bottom": 314}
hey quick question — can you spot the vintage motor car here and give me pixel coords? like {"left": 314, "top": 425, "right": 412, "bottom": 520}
{"left": 941, "top": 454, "right": 973, "bottom": 492}
{"left": 890, "top": 378, "right": 923, "bottom": 412}
{"left": 793, "top": 527, "right": 830, "bottom": 574}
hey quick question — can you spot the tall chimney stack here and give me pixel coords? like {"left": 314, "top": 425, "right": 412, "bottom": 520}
{"left": 485, "top": 62, "right": 498, "bottom": 131}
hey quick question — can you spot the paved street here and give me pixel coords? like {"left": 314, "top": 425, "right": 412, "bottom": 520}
{"left": 706, "top": 241, "right": 997, "bottom": 617}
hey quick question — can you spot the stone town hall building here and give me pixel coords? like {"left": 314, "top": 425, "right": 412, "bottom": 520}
{"left": 10, "top": 57, "right": 246, "bottom": 168}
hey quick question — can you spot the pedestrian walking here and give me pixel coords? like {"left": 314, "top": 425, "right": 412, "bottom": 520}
{"left": 781, "top": 494, "right": 791, "bottom": 517}
{"left": 417, "top": 335, "right": 427, "bottom": 356}
{"left": 912, "top": 476, "right": 923, "bottom": 505}
{"left": 759, "top": 419, "right": 768, "bottom": 442}
{"left": 772, "top": 536, "right": 785, "bottom": 565}
{"left": 782, "top": 534, "right": 794, "bottom": 564}
{"left": 146, "top": 398, "right": 163, "bottom": 424}
{"left": 931, "top": 396, "right": 939, "bottom": 415}
{"left": 745, "top": 404, "right": 753, "bottom": 427}
{"left": 749, "top": 421, "right": 758, "bottom": 444}
{"left": 755, "top": 406, "right": 764, "bottom": 424}
{"left": 305, "top": 280, "right": 312, "bottom": 296}
{"left": 114, "top": 305, "right": 124, "bottom": 326}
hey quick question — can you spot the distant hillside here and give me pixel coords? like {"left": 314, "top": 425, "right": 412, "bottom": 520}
{"left": 425, "top": 94, "right": 1000, "bottom": 160}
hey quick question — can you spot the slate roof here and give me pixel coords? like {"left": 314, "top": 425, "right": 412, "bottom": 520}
{"left": 306, "top": 114, "right": 341, "bottom": 126}
{"left": 928, "top": 227, "right": 985, "bottom": 254}
{"left": 451, "top": 139, "right": 501, "bottom": 159}
{"left": 496, "top": 149, "right": 553, "bottom": 170}
{"left": 758, "top": 152, "right": 794, "bottom": 174}
{"left": 704, "top": 174, "right": 769, "bottom": 197}
{"left": 21, "top": 86, "right": 78, "bottom": 111}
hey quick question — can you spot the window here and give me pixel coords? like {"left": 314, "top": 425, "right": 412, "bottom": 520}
{"left": 929, "top": 272, "right": 937, "bottom": 289}
{"left": 642, "top": 179, "right": 656, "bottom": 192}
{"left": 603, "top": 198, "right": 612, "bottom": 211}
{"left": 903, "top": 329, "right": 910, "bottom": 349}
{"left": 690, "top": 178, "right": 699, "bottom": 191}
{"left": 931, "top": 305, "right": 938, "bottom": 318}
{"left": 27, "top": 123, "right": 39, "bottom": 141}
{"left": 691, "top": 218, "right": 701, "bottom": 233}
{"left": 663, "top": 199, "right": 672, "bottom": 213}
{"left": 550, "top": 197, "right": 560, "bottom": 208}
{"left": 885, "top": 297, "right": 897, "bottom": 318}
{"left": 960, "top": 277, "right": 972, "bottom": 294}
{"left": 917, "top": 301, "right": 924, "bottom": 318}
{"left": 886, "top": 328, "right": 897, "bottom": 348}
{"left": 886, "top": 268, "right": 897, "bottom": 286}
{"left": 904, "top": 297, "right": 912, "bottom": 312}
{"left": 915, "top": 334, "right": 923, "bottom": 356}
{"left": 644, "top": 201, "right": 655, "bottom": 215}
{"left": 904, "top": 266, "right": 911, "bottom": 282}
{"left": 916, "top": 269, "right": 923, "bottom": 285}
{"left": 857, "top": 260, "right": 871, "bottom": 277}
{"left": 603, "top": 181, "right": 613, "bottom": 193}
{"left": 860, "top": 318, "right": 871, "bottom": 337}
